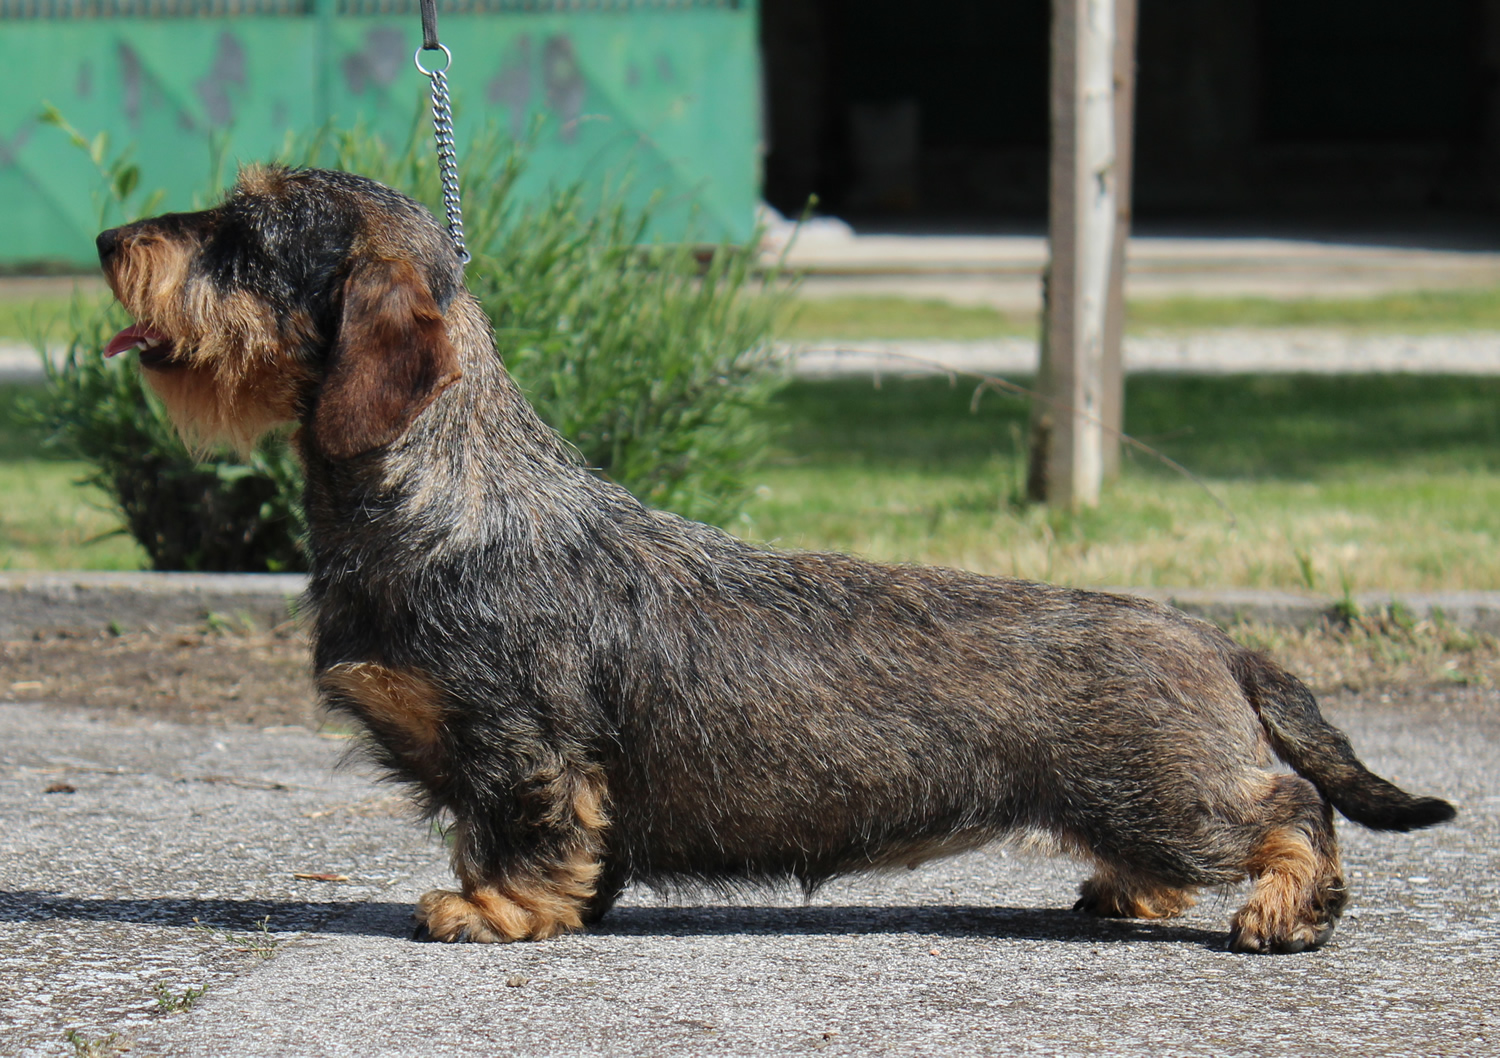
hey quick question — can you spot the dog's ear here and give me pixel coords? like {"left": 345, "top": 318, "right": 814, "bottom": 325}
{"left": 311, "top": 257, "right": 461, "bottom": 461}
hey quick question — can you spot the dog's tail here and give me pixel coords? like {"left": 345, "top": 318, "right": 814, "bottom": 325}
{"left": 1230, "top": 649, "right": 1456, "bottom": 832}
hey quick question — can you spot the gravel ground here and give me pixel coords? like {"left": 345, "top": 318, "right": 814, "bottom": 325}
{"left": 2, "top": 685, "right": 1495, "bottom": 1057}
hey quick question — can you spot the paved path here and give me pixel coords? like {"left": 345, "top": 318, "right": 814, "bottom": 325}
{"left": 773, "top": 233, "right": 1500, "bottom": 311}
{"left": 787, "top": 330, "right": 1500, "bottom": 378}
{"left": 2, "top": 689, "right": 1495, "bottom": 1057}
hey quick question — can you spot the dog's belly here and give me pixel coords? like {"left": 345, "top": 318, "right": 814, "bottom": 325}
{"left": 600, "top": 650, "right": 1262, "bottom": 887}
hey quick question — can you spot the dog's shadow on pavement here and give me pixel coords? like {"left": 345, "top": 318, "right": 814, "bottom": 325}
{"left": 0, "top": 891, "right": 1226, "bottom": 950}
{"left": 599, "top": 904, "right": 1227, "bottom": 949}
{"left": 0, "top": 891, "right": 399, "bottom": 937}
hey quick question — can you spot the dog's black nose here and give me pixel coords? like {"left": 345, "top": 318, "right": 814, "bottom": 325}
{"left": 96, "top": 227, "right": 122, "bottom": 267}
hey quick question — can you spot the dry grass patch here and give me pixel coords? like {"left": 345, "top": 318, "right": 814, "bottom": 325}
{"left": 1228, "top": 609, "right": 1500, "bottom": 694}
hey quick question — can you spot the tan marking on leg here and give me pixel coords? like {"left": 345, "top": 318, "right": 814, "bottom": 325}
{"left": 415, "top": 775, "right": 611, "bottom": 943}
{"left": 415, "top": 852, "right": 604, "bottom": 943}
{"left": 489, "top": 846, "right": 603, "bottom": 939}
{"left": 1229, "top": 825, "right": 1342, "bottom": 953}
{"left": 318, "top": 662, "right": 448, "bottom": 778}
{"left": 1076, "top": 865, "right": 1198, "bottom": 919}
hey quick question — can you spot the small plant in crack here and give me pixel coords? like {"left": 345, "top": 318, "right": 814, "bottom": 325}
{"left": 62, "top": 1028, "right": 126, "bottom": 1057}
{"left": 153, "top": 981, "right": 209, "bottom": 1013}
{"left": 192, "top": 914, "right": 279, "bottom": 958}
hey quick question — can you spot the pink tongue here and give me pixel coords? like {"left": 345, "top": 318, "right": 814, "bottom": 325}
{"left": 104, "top": 323, "right": 169, "bottom": 359}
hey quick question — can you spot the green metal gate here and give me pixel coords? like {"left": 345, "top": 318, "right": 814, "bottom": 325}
{"left": 0, "top": 0, "right": 759, "bottom": 266}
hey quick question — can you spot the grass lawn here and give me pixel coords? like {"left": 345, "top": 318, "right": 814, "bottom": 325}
{"left": 0, "top": 384, "right": 147, "bottom": 570}
{"left": 0, "top": 292, "right": 107, "bottom": 344}
{"left": 4, "top": 370, "right": 1498, "bottom": 592}
{"left": 741, "top": 373, "right": 1500, "bottom": 592}
{"left": 780, "top": 297, "right": 1034, "bottom": 340}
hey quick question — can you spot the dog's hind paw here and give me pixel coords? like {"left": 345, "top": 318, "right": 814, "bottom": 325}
{"left": 1227, "top": 906, "right": 1337, "bottom": 954}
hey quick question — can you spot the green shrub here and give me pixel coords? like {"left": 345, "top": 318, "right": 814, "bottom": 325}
{"left": 30, "top": 118, "right": 788, "bottom": 570}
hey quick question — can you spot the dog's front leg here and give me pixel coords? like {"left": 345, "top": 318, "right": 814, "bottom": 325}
{"left": 415, "top": 763, "right": 611, "bottom": 943}
{"left": 319, "top": 662, "right": 611, "bottom": 942}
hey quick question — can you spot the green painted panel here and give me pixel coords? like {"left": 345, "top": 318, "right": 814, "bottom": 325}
{"left": 328, "top": 12, "right": 758, "bottom": 238}
{"left": 0, "top": 5, "right": 758, "bottom": 266}
{"left": 1, "top": 19, "right": 321, "bottom": 260}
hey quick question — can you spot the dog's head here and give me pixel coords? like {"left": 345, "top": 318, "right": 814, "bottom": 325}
{"left": 97, "top": 165, "right": 464, "bottom": 460}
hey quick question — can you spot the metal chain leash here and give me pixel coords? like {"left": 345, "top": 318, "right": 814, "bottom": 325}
{"left": 414, "top": 0, "right": 470, "bottom": 264}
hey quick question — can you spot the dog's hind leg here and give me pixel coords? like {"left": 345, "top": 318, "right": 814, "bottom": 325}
{"left": 1227, "top": 774, "right": 1346, "bottom": 954}
{"left": 1073, "top": 770, "right": 1344, "bottom": 952}
{"left": 1074, "top": 865, "right": 1198, "bottom": 920}
{"left": 415, "top": 766, "right": 611, "bottom": 943}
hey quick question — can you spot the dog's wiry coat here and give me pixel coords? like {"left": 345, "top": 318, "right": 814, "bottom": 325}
{"left": 97, "top": 166, "right": 1456, "bottom": 953}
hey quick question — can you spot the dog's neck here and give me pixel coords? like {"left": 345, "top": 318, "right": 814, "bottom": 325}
{"left": 300, "top": 290, "right": 633, "bottom": 581}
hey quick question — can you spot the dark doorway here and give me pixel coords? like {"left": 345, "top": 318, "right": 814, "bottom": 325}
{"left": 760, "top": 0, "right": 1500, "bottom": 229}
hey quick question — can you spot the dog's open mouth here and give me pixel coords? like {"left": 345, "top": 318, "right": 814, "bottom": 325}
{"left": 105, "top": 323, "right": 176, "bottom": 368}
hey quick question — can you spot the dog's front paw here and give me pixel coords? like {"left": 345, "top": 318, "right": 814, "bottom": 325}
{"left": 415, "top": 888, "right": 527, "bottom": 943}
{"left": 413, "top": 883, "right": 587, "bottom": 943}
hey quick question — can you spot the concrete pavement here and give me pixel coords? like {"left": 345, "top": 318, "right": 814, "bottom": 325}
{"left": 2, "top": 686, "right": 1496, "bottom": 1057}
{"left": 0, "top": 701, "right": 437, "bottom": 1057}
{"left": 10, "top": 572, "right": 1500, "bottom": 639}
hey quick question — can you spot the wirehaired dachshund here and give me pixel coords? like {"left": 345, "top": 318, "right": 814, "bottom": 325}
{"left": 96, "top": 166, "right": 1455, "bottom": 952}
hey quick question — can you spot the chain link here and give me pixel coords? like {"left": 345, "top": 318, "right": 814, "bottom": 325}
{"left": 416, "top": 46, "right": 470, "bottom": 265}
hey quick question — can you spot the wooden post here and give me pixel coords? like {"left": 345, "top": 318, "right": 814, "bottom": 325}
{"left": 1030, "top": 0, "right": 1122, "bottom": 508}
{"left": 1101, "top": 0, "right": 1137, "bottom": 481}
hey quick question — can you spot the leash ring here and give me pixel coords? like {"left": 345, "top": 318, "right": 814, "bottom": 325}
{"left": 414, "top": 43, "right": 453, "bottom": 77}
